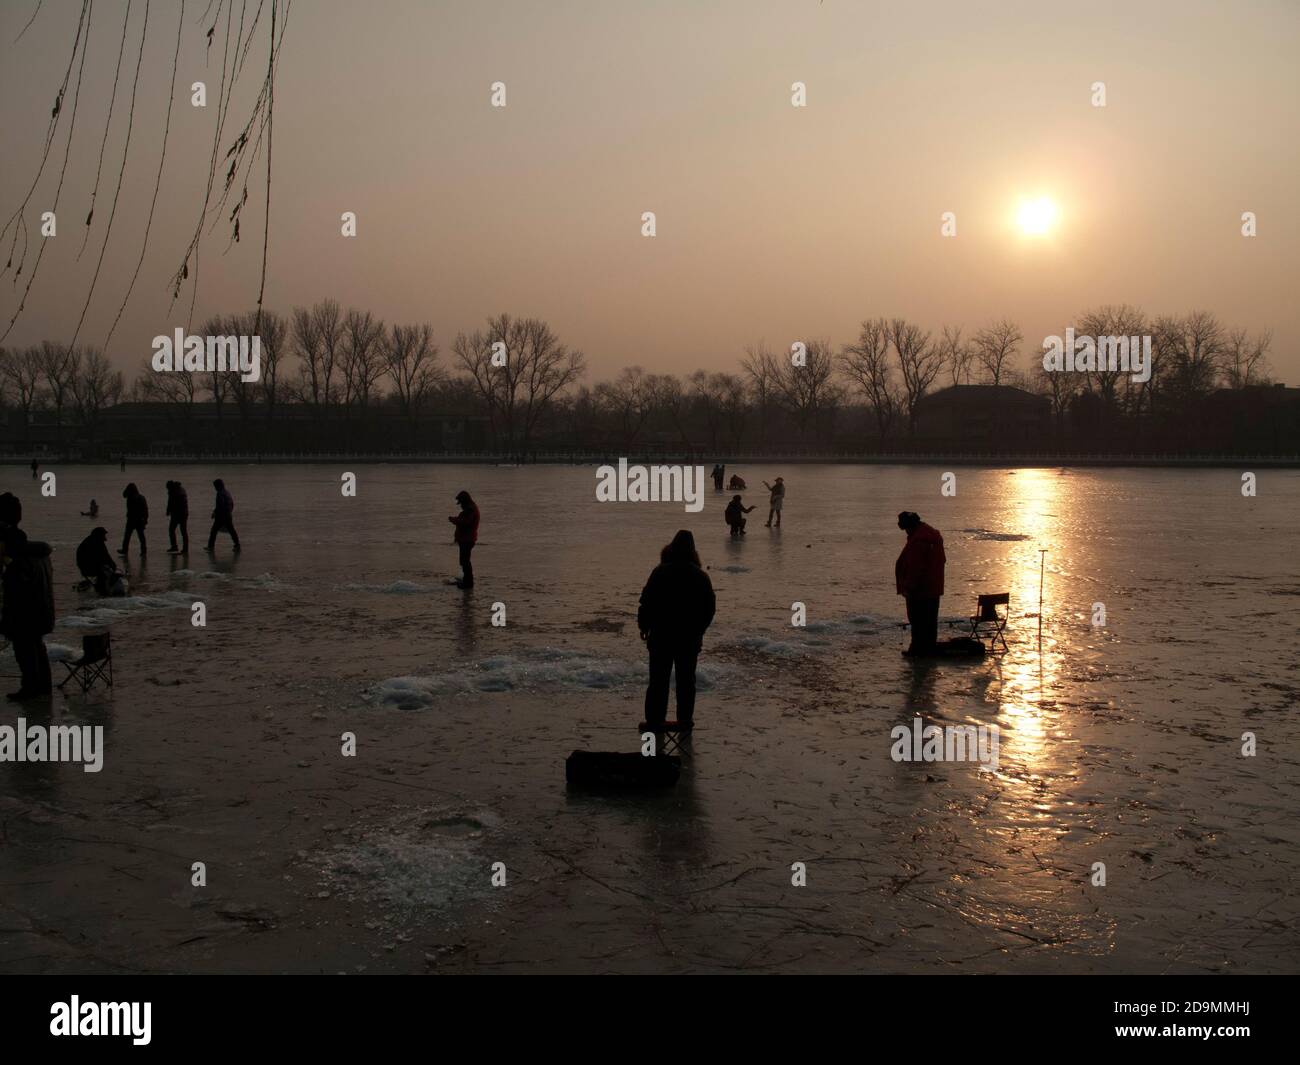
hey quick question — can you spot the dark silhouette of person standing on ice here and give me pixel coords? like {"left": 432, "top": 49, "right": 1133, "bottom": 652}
{"left": 207, "top": 479, "right": 241, "bottom": 553}
{"left": 166, "top": 480, "right": 190, "bottom": 553}
{"left": 0, "top": 492, "right": 55, "bottom": 700}
{"left": 448, "top": 490, "right": 479, "bottom": 589}
{"left": 895, "top": 511, "right": 946, "bottom": 656}
{"left": 637, "top": 530, "right": 716, "bottom": 732}
{"left": 763, "top": 476, "right": 785, "bottom": 527}
{"left": 119, "top": 483, "right": 149, "bottom": 557}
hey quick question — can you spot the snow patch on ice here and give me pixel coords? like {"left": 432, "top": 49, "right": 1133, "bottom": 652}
{"left": 962, "top": 528, "right": 1031, "bottom": 542}
{"left": 368, "top": 646, "right": 725, "bottom": 708}
{"left": 58, "top": 589, "right": 203, "bottom": 628}
{"left": 313, "top": 806, "right": 502, "bottom": 914}
{"left": 341, "top": 580, "right": 427, "bottom": 595}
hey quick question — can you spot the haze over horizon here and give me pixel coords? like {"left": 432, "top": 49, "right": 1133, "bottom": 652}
{"left": 2, "top": 0, "right": 1297, "bottom": 384}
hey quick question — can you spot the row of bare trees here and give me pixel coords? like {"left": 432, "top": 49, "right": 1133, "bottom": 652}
{"left": 0, "top": 342, "right": 125, "bottom": 444}
{"left": 0, "top": 303, "right": 1276, "bottom": 452}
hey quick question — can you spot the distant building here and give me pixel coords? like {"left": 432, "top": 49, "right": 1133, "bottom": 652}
{"left": 1201, "top": 384, "right": 1300, "bottom": 453}
{"left": 912, "top": 385, "right": 1052, "bottom": 450}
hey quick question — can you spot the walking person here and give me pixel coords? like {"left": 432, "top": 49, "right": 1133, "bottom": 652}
{"left": 712, "top": 464, "right": 725, "bottom": 491}
{"left": 119, "top": 482, "right": 149, "bottom": 557}
{"left": 166, "top": 480, "right": 190, "bottom": 553}
{"left": 637, "top": 530, "right": 716, "bottom": 733}
{"left": 895, "top": 511, "right": 946, "bottom": 656}
{"left": 30, "top": 459, "right": 38, "bottom": 479}
{"left": 448, "top": 490, "right": 479, "bottom": 589}
{"left": 0, "top": 493, "right": 55, "bottom": 700}
{"left": 207, "top": 479, "right": 241, "bottom": 553}
{"left": 763, "top": 476, "right": 785, "bottom": 527}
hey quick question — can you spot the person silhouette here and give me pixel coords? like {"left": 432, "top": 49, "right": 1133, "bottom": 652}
{"left": 895, "top": 511, "right": 946, "bottom": 656}
{"left": 637, "top": 530, "right": 716, "bottom": 732}
{"left": 448, "top": 490, "right": 479, "bottom": 589}
{"left": 207, "top": 479, "right": 241, "bottom": 553}
{"left": 119, "top": 483, "right": 149, "bottom": 557}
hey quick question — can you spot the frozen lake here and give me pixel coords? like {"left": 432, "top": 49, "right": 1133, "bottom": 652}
{"left": 2, "top": 462, "right": 1298, "bottom": 972}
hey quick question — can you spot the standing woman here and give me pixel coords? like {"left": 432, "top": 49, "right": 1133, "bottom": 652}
{"left": 763, "top": 476, "right": 785, "bottom": 528}
{"left": 637, "top": 530, "right": 716, "bottom": 731}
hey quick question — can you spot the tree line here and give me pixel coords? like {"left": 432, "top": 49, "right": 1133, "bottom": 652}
{"left": 0, "top": 301, "right": 1277, "bottom": 454}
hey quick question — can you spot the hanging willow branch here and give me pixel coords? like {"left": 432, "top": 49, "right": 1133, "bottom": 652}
{"left": 0, "top": 0, "right": 288, "bottom": 347}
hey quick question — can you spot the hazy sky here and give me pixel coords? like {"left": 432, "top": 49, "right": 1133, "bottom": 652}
{"left": 2, "top": 0, "right": 1297, "bottom": 382}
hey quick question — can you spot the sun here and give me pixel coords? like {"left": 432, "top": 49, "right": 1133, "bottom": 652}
{"left": 1017, "top": 196, "right": 1058, "bottom": 236}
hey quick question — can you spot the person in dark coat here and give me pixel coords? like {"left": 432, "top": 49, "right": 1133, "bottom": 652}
{"left": 0, "top": 493, "right": 55, "bottom": 699}
{"left": 119, "top": 482, "right": 148, "bottom": 557}
{"left": 448, "top": 490, "right": 479, "bottom": 589}
{"left": 76, "top": 527, "right": 120, "bottom": 596}
{"left": 166, "top": 480, "right": 190, "bottom": 553}
{"left": 207, "top": 479, "right": 240, "bottom": 553}
{"left": 637, "top": 530, "right": 716, "bottom": 730}
{"left": 895, "top": 511, "right": 946, "bottom": 656}
{"left": 724, "top": 495, "right": 754, "bottom": 538}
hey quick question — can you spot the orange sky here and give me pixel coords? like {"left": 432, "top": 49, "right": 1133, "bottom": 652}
{"left": 2, "top": 0, "right": 1296, "bottom": 382}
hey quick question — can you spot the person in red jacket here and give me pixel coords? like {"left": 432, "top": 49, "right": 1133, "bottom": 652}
{"left": 448, "top": 490, "right": 480, "bottom": 589}
{"left": 895, "top": 511, "right": 945, "bottom": 656}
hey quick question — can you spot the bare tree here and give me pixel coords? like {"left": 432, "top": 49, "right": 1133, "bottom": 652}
{"left": 383, "top": 323, "right": 442, "bottom": 435}
{"left": 775, "top": 339, "right": 841, "bottom": 443}
{"left": 971, "top": 319, "right": 1023, "bottom": 387}
{"left": 0, "top": 346, "right": 45, "bottom": 442}
{"left": 890, "top": 319, "right": 942, "bottom": 434}
{"left": 717, "top": 372, "right": 749, "bottom": 449}
{"left": 70, "top": 349, "right": 124, "bottom": 444}
{"left": 292, "top": 299, "right": 344, "bottom": 415}
{"left": 740, "top": 342, "right": 780, "bottom": 448}
{"left": 1223, "top": 327, "right": 1272, "bottom": 389}
{"left": 1078, "top": 304, "right": 1148, "bottom": 414}
{"left": 452, "top": 314, "right": 585, "bottom": 455}
{"left": 37, "top": 341, "right": 81, "bottom": 447}
{"left": 595, "top": 366, "right": 659, "bottom": 451}
{"left": 937, "top": 324, "right": 975, "bottom": 386}
{"left": 341, "top": 308, "right": 387, "bottom": 412}
{"left": 841, "top": 317, "right": 899, "bottom": 445}
{"left": 689, "top": 370, "right": 728, "bottom": 451}
{"left": 1150, "top": 309, "right": 1224, "bottom": 404}
{"left": 256, "top": 310, "right": 289, "bottom": 422}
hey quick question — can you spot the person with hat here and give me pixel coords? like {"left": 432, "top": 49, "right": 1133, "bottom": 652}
{"left": 895, "top": 511, "right": 946, "bottom": 656}
{"left": 762, "top": 475, "right": 785, "bottom": 528}
{"left": 448, "top": 490, "right": 480, "bottom": 589}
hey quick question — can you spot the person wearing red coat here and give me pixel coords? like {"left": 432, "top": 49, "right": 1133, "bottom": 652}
{"left": 895, "top": 511, "right": 945, "bottom": 655}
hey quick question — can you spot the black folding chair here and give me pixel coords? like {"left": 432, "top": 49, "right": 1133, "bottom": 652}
{"left": 967, "top": 593, "right": 1010, "bottom": 653}
{"left": 638, "top": 720, "right": 693, "bottom": 757}
{"left": 59, "top": 632, "right": 114, "bottom": 693}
